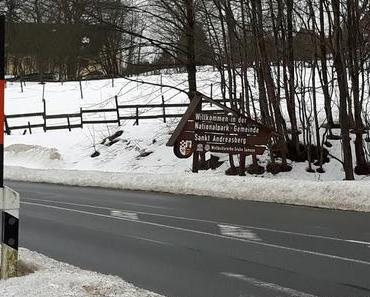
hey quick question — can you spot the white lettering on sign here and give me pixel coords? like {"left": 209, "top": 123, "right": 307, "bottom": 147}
{"left": 194, "top": 133, "right": 211, "bottom": 142}
{"left": 195, "top": 113, "right": 230, "bottom": 123}
{"left": 232, "top": 125, "right": 259, "bottom": 134}
{"left": 194, "top": 122, "right": 230, "bottom": 132}
{"left": 210, "top": 145, "right": 256, "bottom": 153}
{"left": 195, "top": 113, "right": 260, "bottom": 127}
{"left": 194, "top": 113, "right": 261, "bottom": 135}
{"left": 194, "top": 133, "right": 249, "bottom": 145}
{"left": 211, "top": 135, "right": 248, "bottom": 145}
{"left": 194, "top": 121, "right": 260, "bottom": 135}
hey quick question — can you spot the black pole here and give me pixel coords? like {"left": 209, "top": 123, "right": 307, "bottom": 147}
{"left": 0, "top": 15, "right": 5, "bottom": 264}
{"left": 0, "top": 15, "right": 5, "bottom": 188}
{"left": 0, "top": 16, "right": 5, "bottom": 270}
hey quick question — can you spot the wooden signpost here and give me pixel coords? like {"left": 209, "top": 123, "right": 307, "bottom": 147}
{"left": 167, "top": 92, "right": 273, "bottom": 173}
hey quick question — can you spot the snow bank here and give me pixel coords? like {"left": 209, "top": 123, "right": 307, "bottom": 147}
{"left": 5, "top": 144, "right": 63, "bottom": 169}
{"left": 5, "top": 166, "right": 370, "bottom": 213}
{"left": 0, "top": 248, "right": 164, "bottom": 297}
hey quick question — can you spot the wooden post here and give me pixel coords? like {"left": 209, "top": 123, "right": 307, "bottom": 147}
{"left": 42, "top": 99, "right": 46, "bottom": 132}
{"left": 192, "top": 94, "right": 202, "bottom": 173}
{"left": 67, "top": 116, "right": 71, "bottom": 132}
{"left": 80, "top": 108, "right": 83, "bottom": 128}
{"left": 20, "top": 80, "right": 23, "bottom": 93}
{"left": 160, "top": 74, "right": 163, "bottom": 95}
{"left": 239, "top": 153, "right": 246, "bottom": 176}
{"left": 4, "top": 116, "right": 10, "bottom": 135}
{"left": 192, "top": 151, "right": 199, "bottom": 173}
{"left": 135, "top": 107, "right": 139, "bottom": 126}
{"left": 115, "top": 96, "right": 121, "bottom": 126}
{"left": 162, "top": 95, "right": 166, "bottom": 123}
{"left": 27, "top": 122, "right": 32, "bottom": 134}
{"left": 252, "top": 154, "right": 258, "bottom": 166}
{"left": 210, "top": 84, "right": 213, "bottom": 107}
{"left": 79, "top": 80, "right": 83, "bottom": 99}
{"left": 200, "top": 152, "right": 206, "bottom": 170}
{"left": 42, "top": 83, "right": 45, "bottom": 100}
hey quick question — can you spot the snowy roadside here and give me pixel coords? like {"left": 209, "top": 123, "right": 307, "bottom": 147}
{"left": 5, "top": 165, "right": 370, "bottom": 213}
{"left": 0, "top": 248, "right": 165, "bottom": 297}
{"left": 4, "top": 73, "right": 370, "bottom": 214}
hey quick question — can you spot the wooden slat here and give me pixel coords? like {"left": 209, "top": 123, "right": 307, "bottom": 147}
{"left": 118, "top": 103, "right": 189, "bottom": 109}
{"left": 119, "top": 114, "right": 184, "bottom": 120}
{"left": 7, "top": 124, "right": 44, "bottom": 130}
{"left": 45, "top": 113, "right": 81, "bottom": 119}
{"left": 45, "top": 124, "right": 82, "bottom": 130}
{"left": 83, "top": 120, "right": 119, "bottom": 124}
{"left": 82, "top": 108, "right": 117, "bottom": 114}
{"left": 6, "top": 112, "right": 44, "bottom": 118}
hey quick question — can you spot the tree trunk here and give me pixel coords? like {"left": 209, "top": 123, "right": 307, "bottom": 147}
{"left": 286, "top": 0, "right": 299, "bottom": 147}
{"left": 184, "top": 0, "right": 197, "bottom": 99}
{"left": 332, "top": 0, "right": 354, "bottom": 180}
{"left": 319, "top": 0, "right": 334, "bottom": 129}
{"left": 347, "top": 0, "right": 368, "bottom": 174}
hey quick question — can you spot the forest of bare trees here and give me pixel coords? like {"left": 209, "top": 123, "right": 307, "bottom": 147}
{"left": 2, "top": 0, "right": 370, "bottom": 179}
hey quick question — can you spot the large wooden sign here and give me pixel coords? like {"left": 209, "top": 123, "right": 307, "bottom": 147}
{"left": 167, "top": 93, "right": 273, "bottom": 161}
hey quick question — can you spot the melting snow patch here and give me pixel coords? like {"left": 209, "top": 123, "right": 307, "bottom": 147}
{"left": 5, "top": 144, "right": 61, "bottom": 160}
{"left": 218, "top": 224, "right": 261, "bottom": 241}
{"left": 111, "top": 210, "right": 139, "bottom": 220}
{"left": 5, "top": 144, "right": 63, "bottom": 169}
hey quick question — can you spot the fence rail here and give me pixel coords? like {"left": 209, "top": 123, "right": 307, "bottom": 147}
{"left": 4, "top": 96, "right": 225, "bottom": 134}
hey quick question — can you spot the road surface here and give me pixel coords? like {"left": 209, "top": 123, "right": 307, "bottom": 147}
{"left": 5, "top": 180, "right": 370, "bottom": 297}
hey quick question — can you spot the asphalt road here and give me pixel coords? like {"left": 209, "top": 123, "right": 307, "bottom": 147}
{"left": 5, "top": 180, "right": 370, "bottom": 297}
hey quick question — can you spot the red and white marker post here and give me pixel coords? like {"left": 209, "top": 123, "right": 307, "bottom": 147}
{"left": 0, "top": 16, "right": 4, "bottom": 182}
{"left": 0, "top": 15, "right": 20, "bottom": 280}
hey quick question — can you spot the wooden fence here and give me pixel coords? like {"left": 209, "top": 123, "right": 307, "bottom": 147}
{"left": 4, "top": 96, "right": 226, "bottom": 134}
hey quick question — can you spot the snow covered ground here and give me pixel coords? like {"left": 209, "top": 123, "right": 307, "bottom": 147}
{"left": 0, "top": 248, "right": 164, "bottom": 297}
{"left": 5, "top": 166, "right": 370, "bottom": 212}
{"left": 3, "top": 69, "right": 370, "bottom": 212}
